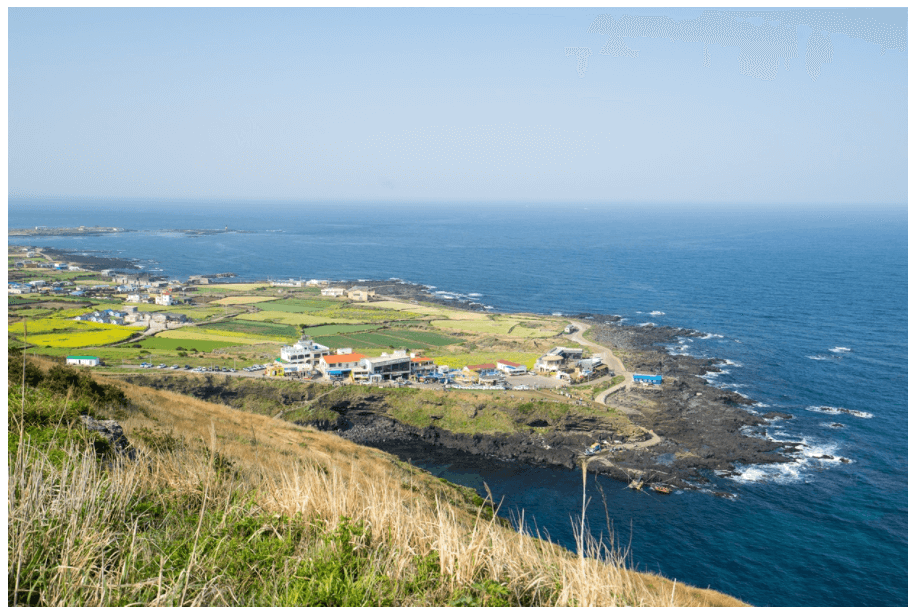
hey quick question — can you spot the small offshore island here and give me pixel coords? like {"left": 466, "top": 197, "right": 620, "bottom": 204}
{"left": 9, "top": 245, "right": 801, "bottom": 493}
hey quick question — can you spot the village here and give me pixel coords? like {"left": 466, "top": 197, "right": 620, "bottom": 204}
{"left": 10, "top": 246, "right": 665, "bottom": 394}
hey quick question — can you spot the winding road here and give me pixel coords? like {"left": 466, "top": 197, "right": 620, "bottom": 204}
{"left": 565, "top": 320, "right": 663, "bottom": 458}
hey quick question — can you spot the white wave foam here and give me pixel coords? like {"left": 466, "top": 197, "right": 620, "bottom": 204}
{"left": 807, "top": 406, "right": 840, "bottom": 415}
{"left": 649, "top": 311, "right": 665, "bottom": 316}
{"left": 700, "top": 333, "right": 724, "bottom": 339}
{"left": 637, "top": 322, "right": 655, "bottom": 327}
{"left": 806, "top": 406, "right": 873, "bottom": 418}
{"left": 730, "top": 435, "right": 850, "bottom": 484}
{"left": 829, "top": 347, "right": 852, "bottom": 353}
{"left": 552, "top": 312, "right": 563, "bottom": 317}
{"left": 440, "top": 295, "right": 454, "bottom": 300}
{"left": 468, "top": 293, "right": 483, "bottom": 297}
{"left": 806, "top": 355, "right": 829, "bottom": 361}
{"left": 426, "top": 286, "right": 436, "bottom": 290}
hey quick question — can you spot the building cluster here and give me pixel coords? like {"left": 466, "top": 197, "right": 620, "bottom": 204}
{"left": 272, "top": 335, "right": 426, "bottom": 383}
{"left": 534, "top": 346, "right": 605, "bottom": 381}
{"left": 320, "top": 286, "right": 376, "bottom": 302}
{"left": 72, "top": 305, "right": 187, "bottom": 329}
{"left": 272, "top": 335, "right": 545, "bottom": 388}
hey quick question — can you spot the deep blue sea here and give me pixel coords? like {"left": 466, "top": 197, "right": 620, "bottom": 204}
{"left": 8, "top": 200, "right": 908, "bottom": 606}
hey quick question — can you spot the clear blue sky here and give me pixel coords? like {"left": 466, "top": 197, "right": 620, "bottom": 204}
{"left": 8, "top": 7, "right": 908, "bottom": 204}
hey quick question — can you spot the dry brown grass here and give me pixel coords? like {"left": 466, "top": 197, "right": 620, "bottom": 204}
{"left": 9, "top": 365, "right": 747, "bottom": 606}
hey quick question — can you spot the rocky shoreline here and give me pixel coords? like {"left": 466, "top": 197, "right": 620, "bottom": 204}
{"left": 306, "top": 318, "right": 798, "bottom": 491}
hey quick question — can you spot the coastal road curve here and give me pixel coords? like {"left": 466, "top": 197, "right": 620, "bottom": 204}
{"left": 565, "top": 321, "right": 634, "bottom": 400}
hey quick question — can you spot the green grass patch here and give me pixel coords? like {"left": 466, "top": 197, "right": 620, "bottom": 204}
{"left": 202, "top": 319, "right": 298, "bottom": 338}
{"left": 134, "top": 337, "right": 240, "bottom": 352}
{"left": 302, "top": 323, "right": 384, "bottom": 335}
{"left": 256, "top": 298, "right": 338, "bottom": 313}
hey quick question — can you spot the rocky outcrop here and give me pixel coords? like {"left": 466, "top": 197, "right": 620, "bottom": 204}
{"left": 80, "top": 415, "right": 135, "bottom": 460}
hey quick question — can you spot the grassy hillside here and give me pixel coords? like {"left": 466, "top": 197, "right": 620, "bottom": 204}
{"left": 9, "top": 353, "right": 746, "bottom": 606}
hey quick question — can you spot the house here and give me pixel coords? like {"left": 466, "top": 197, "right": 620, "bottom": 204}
{"left": 66, "top": 356, "right": 101, "bottom": 367}
{"left": 125, "top": 294, "right": 147, "bottom": 303}
{"left": 8, "top": 285, "right": 32, "bottom": 294}
{"left": 496, "top": 359, "right": 527, "bottom": 375}
{"left": 534, "top": 347, "right": 584, "bottom": 373}
{"left": 359, "top": 351, "right": 411, "bottom": 381}
{"left": 279, "top": 336, "right": 332, "bottom": 371}
{"left": 633, "top": 374, "right": 662, "bottom": 386}
{"left": 347, "top": 286, "right": 375, "bottom": 302}
{"left": 155, "top": 292, "right": 173, "bottom": 306}
{"left": 319, "top": 352, "right": 367, "bottom": 378}
{"left": 321, "top": 287, "right": 347, "bottom": 298}
{"left": 306, "top": 279, "right": 328, "bottom": 286}
{"left": 271, "top": 279, "right": 303, "bottom": 287}
{"left": 28, "top": 280, "right": 46, "bottom": 288}
{"left": 410, "top": 356, "right": 437, "bottom": 377}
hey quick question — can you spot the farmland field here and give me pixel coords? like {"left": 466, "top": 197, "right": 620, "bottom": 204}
{"left": 157, "top": 328, "right": 285, "bottom": 345}
{"left": 430, "top": 316, "right": 559, "bottom": 338}
{"left": 302, "top": 323, "right": 383, "bottom": 335}
{"left": 135, "top": 337, "right": 239, "bottom": 351}
{"left": 431, "top": 352, "right": 540, "bottom": 370}
{"left": 239, "top": 311, "right": 358, "bottom": 326}
{"left": 191, "top": 283, "right": 272, "bottom": 292}
{"left": 373, "top": 329, "right": 460, "bottom": 346}
{"left": 255, "top": 298, "right": 338, "bottom": 313}
{"left": 211, "top": 296, "right": 278, "bottom": 305}
{"left": 202, "top": 319, "right": 297, "bottom": 338}
{"left": 8, "top": 318, "right": 139, "bottom": 348}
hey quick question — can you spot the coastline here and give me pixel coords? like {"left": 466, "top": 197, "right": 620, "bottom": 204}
{"left": 12, "top": 244, "right": 798, "bottom": 491}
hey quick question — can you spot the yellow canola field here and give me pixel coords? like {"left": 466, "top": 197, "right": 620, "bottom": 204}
{"left": 9, "top": 319, "right": 137, "bottom": 348}
{"left": 211, "top": 296, "right": 278, "bottom": 305}
{"left": 157, "top": 329, "right": 285, "bottom": 345}
{"left": 25, "top": 328, "right": 137, "bottom": 348}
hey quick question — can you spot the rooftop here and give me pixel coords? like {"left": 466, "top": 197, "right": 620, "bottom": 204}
{"left": 323, "top": 353, "right": 366, "bottom": 365}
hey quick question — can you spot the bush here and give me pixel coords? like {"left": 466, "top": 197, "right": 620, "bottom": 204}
{"left": 8, "top": 349, "right": 45, "bottom": 388}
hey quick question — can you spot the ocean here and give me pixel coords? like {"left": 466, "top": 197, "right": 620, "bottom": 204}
{"left": 8, "top": 199, "right": 908, "bottom": 606}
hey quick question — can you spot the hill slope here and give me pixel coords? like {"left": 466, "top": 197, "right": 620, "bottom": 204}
{"left": 8, "top": 355, "right": 746, "bottom": 606}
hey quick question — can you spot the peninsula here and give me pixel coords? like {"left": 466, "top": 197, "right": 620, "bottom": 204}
{"left": 9, "top": 245, "right": 797, "bottom": 493}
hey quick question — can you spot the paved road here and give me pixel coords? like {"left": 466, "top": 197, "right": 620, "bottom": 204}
{"left": 565, "top": 321, "right": 634, "bottom": 400}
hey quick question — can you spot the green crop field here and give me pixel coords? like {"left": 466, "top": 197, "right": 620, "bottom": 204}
{"left": 309, "top": 335, "right": 381, "bottom": 351}
{"left": 202, "top": 319, "right": 298, "bottom": 338}
{"left": 371, "top": 329, "right": 460, "bottom": 347}
{"left": 211, "top": 295, "right": 278, "bottom": 305}
{"left": 135, "top": 337, "right": 239, "bottom": 351}
{"left": 302, "top": 323, "right": 383, "bottom": 335}
{"left": 254, "top": 298, "right": 337, "bottom": 313}
{"left": 239, "top": 311, "right": 359, "bottom": 326}
{"left": 157, "top": 328, "right": 285, "bottom": 345}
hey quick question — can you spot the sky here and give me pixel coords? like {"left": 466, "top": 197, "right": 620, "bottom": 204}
{"left": 7, "top": 7, "right": 908, "bottom": 205}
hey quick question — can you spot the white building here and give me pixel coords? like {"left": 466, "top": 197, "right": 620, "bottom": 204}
{"left": 280, "top": 336, "right": 332, "bottom": 370}
{"left": 321, "top": 287, "right": 347, "bottom": 298}
{"left": 359, "top": 351, "right": 411, "bottom": 381}
{"left": 271, "top": 279, "right": 303, "bottom": 287}
{"left": 347, "top": 286, "right": 375, "bottom": 302}
{"left": 496, "top": 359, "right": 528, "bottom": 375}
{"left": 126, "top": 294, "right": 148, "bottom": 303}
{"left": 155, "top": 293, "right": 173, "bottom": 306}
{"left": 319, "top": 352, "right": 367, "bottom": 377}
{"left": 66, "top": 356, "right": 100, "bottom": 367}
{"left": 306, "top": 279, "right": 328, "bottom": 286}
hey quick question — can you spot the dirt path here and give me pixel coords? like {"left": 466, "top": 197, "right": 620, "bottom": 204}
{"left": 566, "top": 321, "right": 634, "bottom": 398}
{"left": 566, "top": 321, "right": 663, "bottom": 457}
